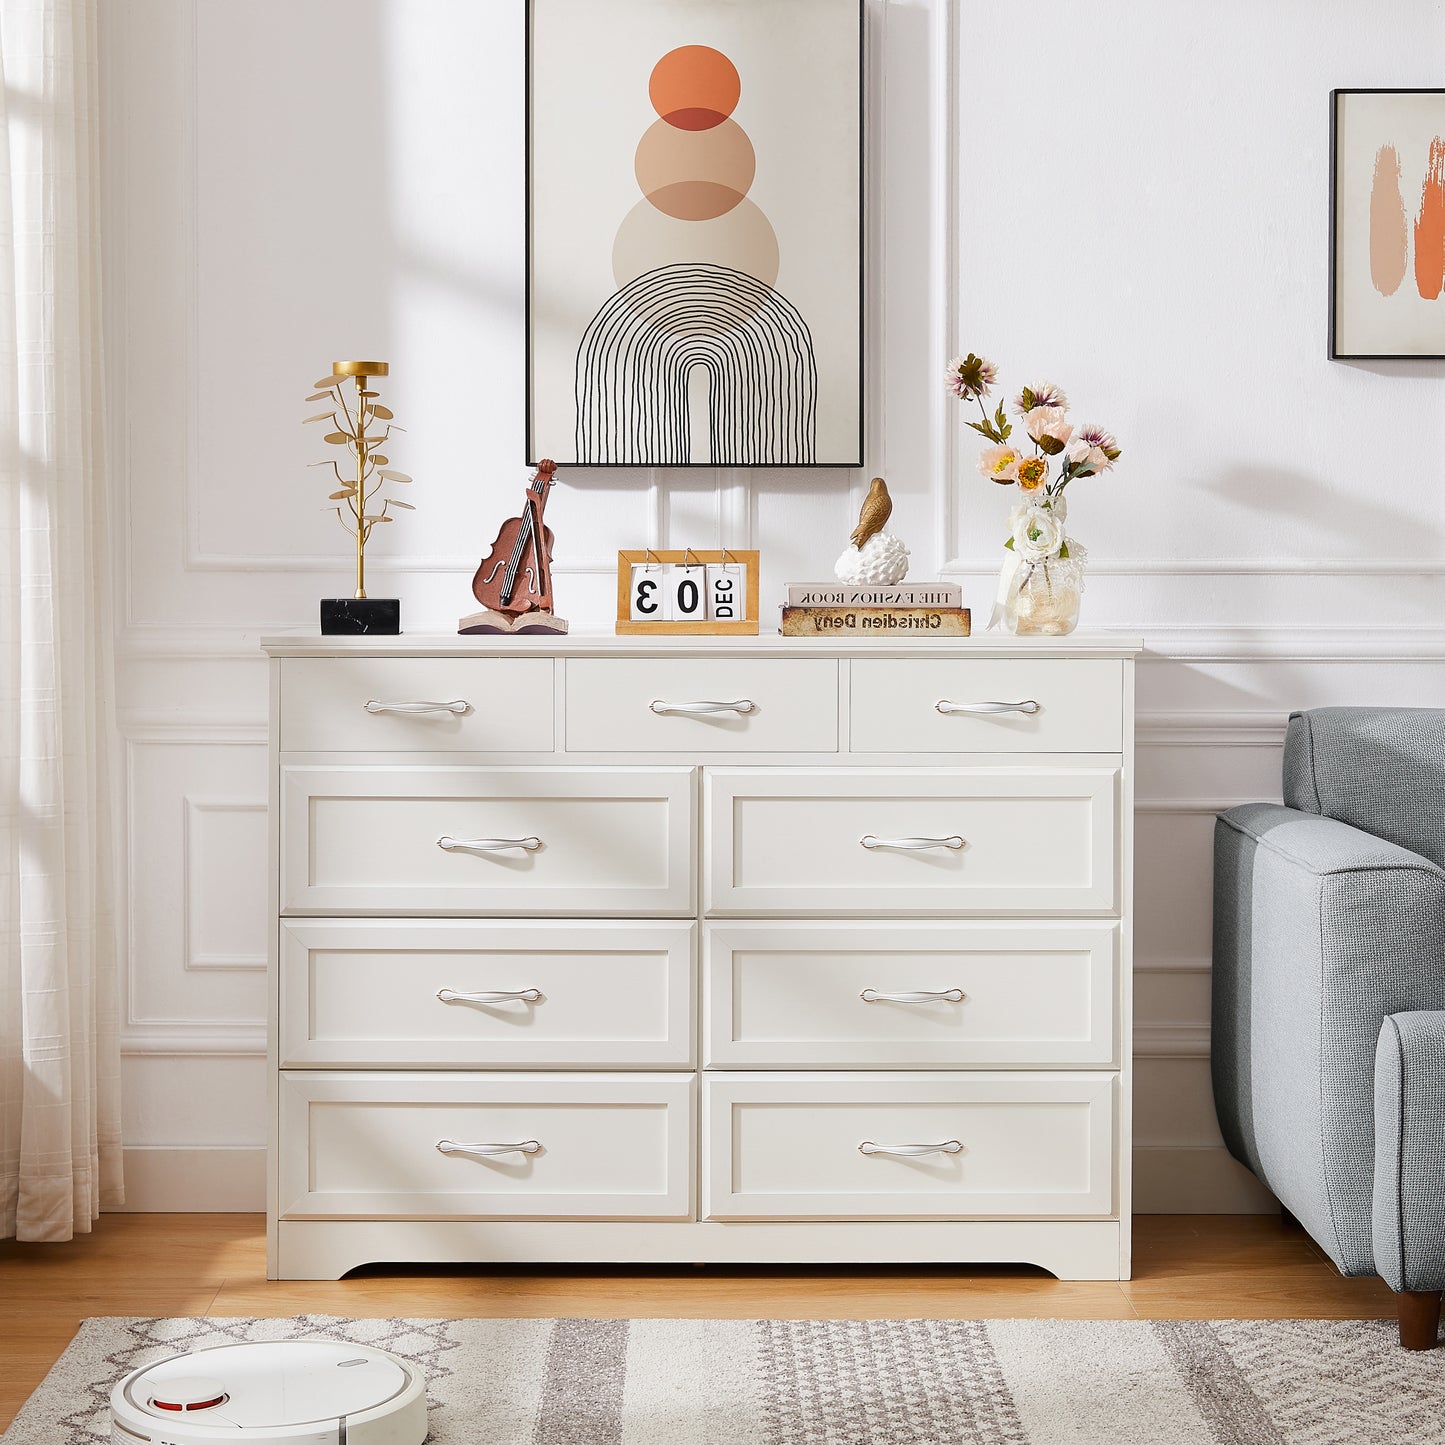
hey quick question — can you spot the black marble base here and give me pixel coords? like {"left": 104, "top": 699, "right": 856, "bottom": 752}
{"left": 320, "top": 598, "right": 400, "bottom": 635}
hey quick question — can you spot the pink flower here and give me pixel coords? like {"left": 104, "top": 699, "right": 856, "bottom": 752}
{"left": 947, "top": 353, "right": 999, "bottom": 400}
{"left": 977, "top": 444, "right": 1022, "bottom": 483}
{"left": 1025, "top": 406, "right": 1074, "bottom": 456}
{"left": 1012, "top": 381, "right": 1068, "bottom": 415}
{"left": 1069, "top": 425, "right": 1121, "bottom": 472}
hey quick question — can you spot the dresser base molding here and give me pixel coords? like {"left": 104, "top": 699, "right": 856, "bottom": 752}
{"left": 273, "top": 1218, "right": 1127, "bottom": 1282}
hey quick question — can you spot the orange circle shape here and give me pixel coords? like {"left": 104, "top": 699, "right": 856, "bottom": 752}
{"left": 649, "top": 45, "right": 740, "bottom": 131}
{"left": 636, "top": 116, "right": 755, "bottom": 221}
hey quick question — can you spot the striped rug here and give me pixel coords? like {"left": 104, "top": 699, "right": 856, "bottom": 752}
{"left": 6, "top": 1314, "right": 1443, "bottom": 1444}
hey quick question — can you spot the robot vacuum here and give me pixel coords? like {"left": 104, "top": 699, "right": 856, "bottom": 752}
{"left": 109, "top": 1340, "right": 427, "bottom": 1445}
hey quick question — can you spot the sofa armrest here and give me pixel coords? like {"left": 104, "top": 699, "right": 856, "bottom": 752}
{"left": 1213, "top": 804, "right": 1445, "bottom": 1275}
{"left": 1374, "top": 1012, "right": 1445, "bottom": 1293}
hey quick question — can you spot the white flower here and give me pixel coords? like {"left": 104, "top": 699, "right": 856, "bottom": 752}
{"left": 1010, "top": 503, "right": 1065, "bottom": 562}
{"left": 1012, "top": 382, "right": 1068, "bottom": 415}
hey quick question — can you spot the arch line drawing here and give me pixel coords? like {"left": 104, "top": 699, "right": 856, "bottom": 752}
{"left": 574, "top": 263, "right": 818, "bottom": 465}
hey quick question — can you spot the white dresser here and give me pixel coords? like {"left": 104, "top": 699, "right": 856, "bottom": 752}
{"left": 262, "top": 633, "right": 1139, "bottom": 1281}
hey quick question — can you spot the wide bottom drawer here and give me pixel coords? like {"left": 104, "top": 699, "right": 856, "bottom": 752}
{"left": 704, "top": 1072, "right": 1115, "bottom": 1220}
{"left": 279, "top": 1072, "right": 693, "bottom": 1221}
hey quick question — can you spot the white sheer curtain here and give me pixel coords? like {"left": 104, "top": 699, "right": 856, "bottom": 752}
{"left": 0, "top": 0, "right": 123, "bottom": 1241}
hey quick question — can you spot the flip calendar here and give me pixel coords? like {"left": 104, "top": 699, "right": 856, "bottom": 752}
{"left": 616, "top": 551, "right": 760, "bottom": 635}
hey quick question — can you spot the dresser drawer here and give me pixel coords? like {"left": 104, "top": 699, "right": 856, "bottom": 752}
{"left": 704, "top": 1072, "right": 1114, "bottom": 1220}
{"left": 280, "top": 766, "right": 695, "bottom": 916}
{"left": 705, "top": 768, "right": 1117, "bottom": 916}
{"left": 279, "top": 1072, "right": 693, "bottom": 1220}
{"left": 565, "top": 658, "right": 837, "bottom": 753}
{"left": 851, "top": 659, "right": 1122, "bottom": 753}
{"left": 705, "top": 921, "right": 1117, "bottom": 1068}
{"left": 281, "top": 919, "right": 695, "bottom": 1068}
{"left": 280, "top": 657, "right": 554, "bottom": 752}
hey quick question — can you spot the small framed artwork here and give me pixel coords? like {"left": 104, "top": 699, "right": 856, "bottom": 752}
{"left": 527, "top": 0, "right": 864, "bottom": 466}
{"left": 616, "top": 550, "right": 760, "bottom": 635}
{"left": 1330, "top": 88, "right": 1445, "bottom": 359}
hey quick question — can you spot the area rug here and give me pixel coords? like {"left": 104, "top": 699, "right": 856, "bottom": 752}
{"left": 5, "top": 1314, "right": 1444, "bottom": 1445}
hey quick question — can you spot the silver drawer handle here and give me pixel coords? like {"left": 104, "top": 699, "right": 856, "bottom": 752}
{"left": 859, "top": 834, "right": 965, "bottom": 851}
{"left": 436, "top": 1138, "right": 541, "bottom": 1158}
{"left": 861, "top": 988, "right": 965, "bottom": 1004}
{"left": 437, "top": 835, "right": 542, "bottom": 852}
{"left": 437, "top": 988, "right": 541, "bottom": 1005}
{"left": 935, "top": 699, "right": 1039, "bottom": 715}
{"left": 650, "top": 698, "right": 756, "bottom": 715}
{"left": 365, "top": 698, "right": 471, "bottom": 715}
{"left": 859, "top": 1140, "right": 964, "bottom": 1157}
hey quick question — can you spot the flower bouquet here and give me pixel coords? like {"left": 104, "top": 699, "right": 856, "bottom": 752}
{"left": 947, "top": 353, "right": 1121, "bottom": 635}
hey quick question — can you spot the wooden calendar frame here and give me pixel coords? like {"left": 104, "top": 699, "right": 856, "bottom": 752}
{"left": 615, "top": 550, "right": 760, "bottom": 636}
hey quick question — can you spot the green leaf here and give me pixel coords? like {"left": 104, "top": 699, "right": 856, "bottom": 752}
{"left": 1058, "top": 542, "right": 1070, "bottom": 559}
{"left": 999, "top": 421, "right": 1012, "bottom": 440}
{"left": 1020, "top": 387, "right": 1037, "bottom": 412}
{"left": 1004, "top": 536, "right": 1015, "bottom": 550}
{"left": 966, "top": 419, "right": 1001, "bottom": 443}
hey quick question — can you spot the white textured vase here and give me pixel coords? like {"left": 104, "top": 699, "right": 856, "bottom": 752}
{"left": 834, "top": 532, "right": 909, "bottom": 585}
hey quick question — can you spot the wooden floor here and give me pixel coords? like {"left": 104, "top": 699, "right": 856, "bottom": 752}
{"left": 0, "top": 1212, "right": 1399, "bottom": 1431}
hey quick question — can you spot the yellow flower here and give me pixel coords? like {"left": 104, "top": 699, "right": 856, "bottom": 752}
{"left": 1017, "top": 456, "right": 1049, "bottom": 491}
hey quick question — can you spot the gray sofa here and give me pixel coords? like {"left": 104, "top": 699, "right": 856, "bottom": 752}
{"left": 1213, "top": 708, "right": 1445, "bottom": 1349}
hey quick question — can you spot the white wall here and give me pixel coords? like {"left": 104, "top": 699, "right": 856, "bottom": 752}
{"left": 102, "top": 0, "right": 1445, "bottom": 1214}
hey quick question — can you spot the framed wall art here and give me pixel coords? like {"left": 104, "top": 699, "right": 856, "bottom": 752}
{"left": 1330, "top": 88, "right": 1445, "bottom": 359}
{"left": 526, "top": 0, "right": 864, "bottom": 466}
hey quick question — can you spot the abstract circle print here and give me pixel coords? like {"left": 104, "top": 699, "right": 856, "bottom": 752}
{"left": 574, "top": 45, "right": 819, "bottom": 465}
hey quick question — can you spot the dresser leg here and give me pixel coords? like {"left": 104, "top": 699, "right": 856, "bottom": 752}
{"left": 1398, "top": 1290, "right": 1442, "bottom": 1350}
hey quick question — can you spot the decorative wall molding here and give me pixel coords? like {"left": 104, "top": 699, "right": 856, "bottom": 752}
{"left": 107, "top": 1147, "right": 267, "bottom": 1211}
{"left": 183, "top": 798, "right": 268, "bottom": 972}
{"left": 116, "top": 628, "right": 267, "bottom": 662}
{"left": 931, "top": 0, "right": 958, "bottom": 567}
{"left": 1135, "top": 799, "right": 1259, "bottom": 816}
{"left": 1136, "top": 713, "right": 1287, "bottom": 748}
{"left": 114, "top": 620, "right": 1445, "bottom": 665}
{"left": 120, "top": 1026, "right": 266, "bottom": 1057}
{"left": 120, "top": 711, "right": 267, "bottom": 743}
{"left": 1135, "top": 1024, "right": 1210, "bottom": 1059}
{"left": 1138, "top": 626, "right": 1445, "bottom": 662}
{"left": 1133, "top": 1145, "right": 1277, "bottom": 1214}
{"left": 1136, "top": 958, "right": 1213, "bottom": 975}
{"left": 946, "top": 556, "right": 1445, "bottom": 577}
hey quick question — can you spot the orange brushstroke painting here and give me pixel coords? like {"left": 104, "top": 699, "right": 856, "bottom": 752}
{"left": 1413, "top": 136, "right": 1445, "bottom": 301}
{"left": 1369, "top": 145, "right": 1409, "bottom": 296}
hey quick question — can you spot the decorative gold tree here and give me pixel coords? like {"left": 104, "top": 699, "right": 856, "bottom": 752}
{"left": 305, "top": 361, "right": 413, "bottom": 600}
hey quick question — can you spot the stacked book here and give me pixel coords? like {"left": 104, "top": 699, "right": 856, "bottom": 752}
{"left": 780, "top": 581, "right": 970, "bottom": 636}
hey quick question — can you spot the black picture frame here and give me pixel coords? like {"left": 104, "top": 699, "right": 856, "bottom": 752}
{"left": 524, "top": 0, "right": 866, "bottom": 467}
{"left": 1329, "top": 87, "right": 1445, "bottom": 361}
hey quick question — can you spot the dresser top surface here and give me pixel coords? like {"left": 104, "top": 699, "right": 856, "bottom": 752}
{"left": 261, "top": 631, "right": 1144, "bottom": 660}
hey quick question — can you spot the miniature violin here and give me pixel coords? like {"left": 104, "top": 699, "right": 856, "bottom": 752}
{"left": 471, "top": 460, "right": 557, "bottom": 618}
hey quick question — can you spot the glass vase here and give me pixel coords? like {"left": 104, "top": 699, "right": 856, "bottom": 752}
{"left": 1009, "top": 554, "right": 1084, "bottom": 636}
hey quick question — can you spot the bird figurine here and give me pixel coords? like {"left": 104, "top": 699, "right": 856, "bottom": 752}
{"left": 850, "top": 477, "right": 893, "bottom": 549}
{"left": 835, "top": 475, "right": 909, "bottom": 585}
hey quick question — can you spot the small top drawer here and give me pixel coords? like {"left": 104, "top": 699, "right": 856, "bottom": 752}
{"left": 566, "top": 658, "right": 837, "bottom": 753}
{"left": 280, "top": 657, "right": 554, "bottom": 752}
{"left": 850, "top": 659, "right": 1123, "bottom": 753}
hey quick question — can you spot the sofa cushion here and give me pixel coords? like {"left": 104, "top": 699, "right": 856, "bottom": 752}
{"left": 1284, "top": 708, "right": 1445, "bottom": 869}
{"left": 1374, "top": 1011, "right": 1445, "bottom": 1293}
